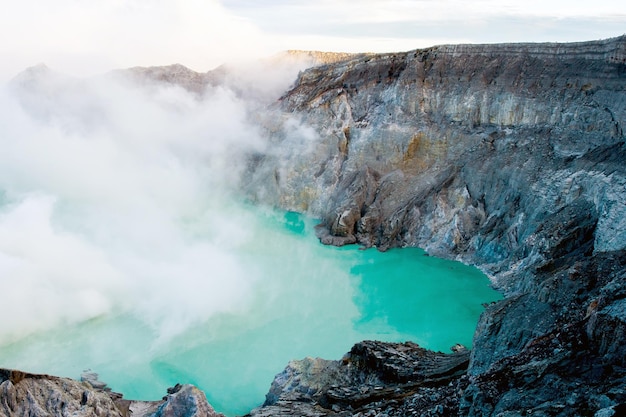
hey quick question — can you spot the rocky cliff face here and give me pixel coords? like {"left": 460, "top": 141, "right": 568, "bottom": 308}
{"left": 243, "top": 36, "right": 626, "bottom": 416}
{"left": 247, "top": 36, "right": 626, "bottom": 262}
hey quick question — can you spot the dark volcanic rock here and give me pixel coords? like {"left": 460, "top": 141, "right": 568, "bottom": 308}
{"left": 465, "top": 251, "right": 626, "bottom": 416}
{"left": 248, "top": 341, "right": 471, "bottom": 417}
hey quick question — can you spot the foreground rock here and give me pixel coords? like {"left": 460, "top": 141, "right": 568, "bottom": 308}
{"left": 247, "top": 341, "right": 471, "bottom": 417}
{"left": 0, "top": 369, "right": 223, "bottom": 417}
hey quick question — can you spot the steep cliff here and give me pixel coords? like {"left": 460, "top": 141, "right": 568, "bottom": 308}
{"left": 247, "top": 36, "right": 626, "bottom": 264}
{"left": 244, "top": 36, "right": 626, "bottom": 416}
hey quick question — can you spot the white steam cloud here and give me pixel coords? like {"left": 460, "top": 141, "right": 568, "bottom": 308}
{"left": 0, "top": 63, "right": 296, "bottom": 344}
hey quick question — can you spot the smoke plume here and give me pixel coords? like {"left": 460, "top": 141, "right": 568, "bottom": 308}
{"left": 0, "top": 62, "right": 296, "bottom": 343}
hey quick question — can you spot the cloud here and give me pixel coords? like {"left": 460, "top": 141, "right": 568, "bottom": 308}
{"left": 222, "top": 0, "right": 626, "bottom": 24}
{"left": 0, "top": 194, "right": 122, "bottom": 339}
{"left": 221, "top": 0, "right": 626, "bottom": 52}
{"left": 0, "top": 0, "right": 272, "bottom": 82}
{"left": 0, "top": 66, "right": 275, "bottom": 343}
{"left": 1, "top": 0, "right": 624, "bottom": 83}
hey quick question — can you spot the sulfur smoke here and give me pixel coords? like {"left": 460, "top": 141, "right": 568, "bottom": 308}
{"left": 0, "top": 61, "right": 306, "bottom": 344}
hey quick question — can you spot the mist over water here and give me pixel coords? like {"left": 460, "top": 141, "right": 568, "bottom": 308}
{"left": 0, "top": 66, "right": 500, "bottom": 416}
{"left": 0, "top": 66, "right": 268, "bottom": 343}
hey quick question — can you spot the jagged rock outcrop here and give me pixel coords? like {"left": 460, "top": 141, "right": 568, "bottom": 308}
{"left": 0, "top": 369, "right": 223, "bottom": 417}
{"left": 247, "top": 341, "right": 471, "bottom": 417}
{"left": 244, "top": 36, "right": 626, "bottom": 416}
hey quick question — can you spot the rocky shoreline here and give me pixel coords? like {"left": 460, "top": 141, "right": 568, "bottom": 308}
{"left": 2, "top": 36, "right": 626, "bottom": 416}
{"left": 247, "top": 341, "right": 472, "bottom": 417}
{"left": 0, "top": 369, "right": 224, "bottom": 417}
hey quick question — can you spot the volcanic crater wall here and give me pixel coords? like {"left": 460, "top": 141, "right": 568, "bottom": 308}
{"left": 247, "top": 36, "right": 626, "bottom": 267}
{"left": 243, "top": 36, "right": 626, "bottom": 415}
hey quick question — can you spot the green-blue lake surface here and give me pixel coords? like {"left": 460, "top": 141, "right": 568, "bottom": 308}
{"left": 0, "top": 208, "right": 500, "bottom": 416}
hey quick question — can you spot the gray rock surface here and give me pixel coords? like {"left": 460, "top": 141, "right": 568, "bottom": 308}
{"left": 247, "top": 341, "right": 471, "bottom": 417}
{"left": 0, "top": 369, "right": 223, "bottom": 417}
{"left": 247, "top": 36, "right": 626, "bottom": 262}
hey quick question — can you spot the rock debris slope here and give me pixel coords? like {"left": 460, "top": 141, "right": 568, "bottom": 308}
{"left": 244, "top": 36, "right": 626, "bottom": 416}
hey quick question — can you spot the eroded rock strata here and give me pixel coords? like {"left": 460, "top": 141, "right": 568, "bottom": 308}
{"left": 244, "top": 36, "right": 626, "bottom": 416}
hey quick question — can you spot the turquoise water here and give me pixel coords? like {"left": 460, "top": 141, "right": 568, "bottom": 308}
{"left": 0, "top": 208, "right": 500, "bottom": 416}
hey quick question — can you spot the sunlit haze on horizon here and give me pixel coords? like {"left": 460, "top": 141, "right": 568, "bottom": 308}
{"left": 0, "top": 0, "right": 625, "bottom": 82}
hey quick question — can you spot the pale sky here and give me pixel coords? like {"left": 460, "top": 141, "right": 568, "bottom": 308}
{"left": 1, "top": 0, "right": 625, "bottom": 82}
